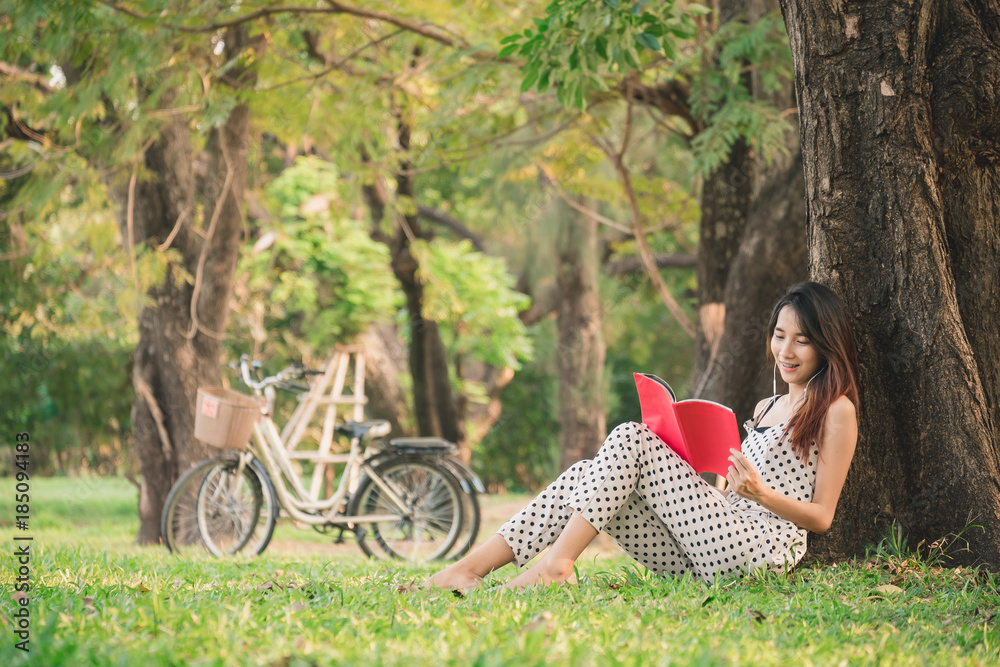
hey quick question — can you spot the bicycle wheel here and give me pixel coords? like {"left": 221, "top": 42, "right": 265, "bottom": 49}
{"left": 196, "top": 458, "right": 279, "bottom": 557}
{"left": 348, "top": 455, "right": 463, "bottom": 561}
{"left": 438, "top": 459, "right": 481, "bottom": 560}
{"left": 161, "top": 457, "right": 277, "bottom": 557}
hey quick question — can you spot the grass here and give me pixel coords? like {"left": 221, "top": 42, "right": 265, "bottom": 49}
{"left": 0, "top": 478, "right": 997, "bottom": 666}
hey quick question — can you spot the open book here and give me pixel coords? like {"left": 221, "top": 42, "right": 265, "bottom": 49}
{"left": 633, "top": 373, "right": 741, "bottom": 476}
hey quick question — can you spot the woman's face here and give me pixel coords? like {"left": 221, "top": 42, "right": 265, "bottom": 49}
{"left": 770, "top": 306, "right": 823, "bottom": 388}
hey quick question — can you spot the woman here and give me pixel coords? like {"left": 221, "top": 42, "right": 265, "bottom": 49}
{"left": 427, "top": 282, "right": 859, "bottom": 590}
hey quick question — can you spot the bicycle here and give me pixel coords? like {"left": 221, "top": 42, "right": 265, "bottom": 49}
{"left": 161, "top": 356, "right": 482, "bottom": 561}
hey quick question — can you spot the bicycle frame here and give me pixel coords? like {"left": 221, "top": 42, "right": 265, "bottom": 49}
{"left": 237, "top": 397, "right": 416, "bottom": 527}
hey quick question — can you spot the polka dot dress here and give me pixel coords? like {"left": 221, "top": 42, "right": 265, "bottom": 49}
{"left": 497, "top": 401, "right": 819, "bottom": 584}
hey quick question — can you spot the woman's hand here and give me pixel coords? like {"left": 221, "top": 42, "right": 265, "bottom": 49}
{"left": 726, "top": 449, "right": 771, "bottom": 503}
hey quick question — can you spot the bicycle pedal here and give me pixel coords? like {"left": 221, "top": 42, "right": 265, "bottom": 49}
{"left": 333, "top": 525, "right": 353, "bottom": 545}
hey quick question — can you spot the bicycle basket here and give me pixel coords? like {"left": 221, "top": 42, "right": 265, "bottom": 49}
{"left": 194, "top": 387, "right": 263, "bottom": 450}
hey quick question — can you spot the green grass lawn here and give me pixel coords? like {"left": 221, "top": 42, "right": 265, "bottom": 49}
{"left": 1, "top": 477, "right": 997, "bottom": 666}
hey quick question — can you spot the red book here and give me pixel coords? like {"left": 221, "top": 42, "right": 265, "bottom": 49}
{"left": 633, "top": 372, "right": 741, "bottom": 476}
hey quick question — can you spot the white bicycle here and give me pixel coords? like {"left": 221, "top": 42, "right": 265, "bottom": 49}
{"left": 161, "top": 356, "right": 482, "bottom": 561}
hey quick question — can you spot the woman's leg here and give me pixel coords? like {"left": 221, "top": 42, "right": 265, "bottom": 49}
{"left": 508, "top": 422, "right": 768, "bottom": 587}
{"left": 578, "top": 422, "right": 768, "bottom": 584}
{"left": 425, "top": 460, "right": 593, "bottom": 590}
{"left": 504, "top": 511, "right": 597, "bottom": 589}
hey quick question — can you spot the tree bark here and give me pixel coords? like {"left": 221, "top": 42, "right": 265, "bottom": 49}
{"left": 779, "top": 0, "right": 1000, "bottom": 566}
{"left": 358, "top": 322, "right": 410, "bottom": 440}
{"left": 693, "top": 139, "right": 754, "bottom": 388}
{"left": 116, "top": 27, "right": 258, "bottom": 544}
{"left": 692, "top": 0, "right": 808, "bottom": 423}
{"left": 554, "top": 199, "right": 607, "bottom": 470}
{"left": 696, "top": 154, "right": 808, "bottom": 425}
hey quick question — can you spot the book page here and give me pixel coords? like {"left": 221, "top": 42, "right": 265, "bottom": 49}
{"left": 672, "top": 401, "right": 741, "bottom": 476}
{"left": 633, "top": 373, "right": 691, "bottom": 464}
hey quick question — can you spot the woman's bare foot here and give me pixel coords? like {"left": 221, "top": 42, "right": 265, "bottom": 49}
{"left": 504, "top": 557, "right": 577, "bottom": 590}
{"left": 421, "top": 535, "right": 517, "bottom": 592}
{"left": 423, "top": 566, "right": 485, "bottom": 592}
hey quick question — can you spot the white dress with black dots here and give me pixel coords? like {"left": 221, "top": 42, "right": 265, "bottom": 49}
{"left": 496, "top": 400, "right": 819, "bottom": 584}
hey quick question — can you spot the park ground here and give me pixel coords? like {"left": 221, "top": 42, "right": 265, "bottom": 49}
{"left": 0, "top": 478, "right": 997, "bottom": 666}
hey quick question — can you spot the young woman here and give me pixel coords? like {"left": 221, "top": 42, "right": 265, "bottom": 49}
{"left": 427, "top": 282, "right": 860, "bottom": 590}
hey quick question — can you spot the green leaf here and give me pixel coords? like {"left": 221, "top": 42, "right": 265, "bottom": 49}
{"left": 687, "top": 3, "right": 713, "bottom": 16}
{"left": 498, "top": 44, "right": 519, "bottom": 59}
{"left": 537, "top": 69, "right": 552, "bottom": 92}
{"left": 661, "top": 38, "right": 677, "bottom": 61}
{"left": 521, "top": 67, "right": 540, "bottom": 93}
{"left": 594, "top": 36, "right": 609, "bottom": 61}
{"left": 499, "top": 33, "right": 522, "bottom": 45}
{"left": 636, "top": 33, "right": 661, "bottom": 52}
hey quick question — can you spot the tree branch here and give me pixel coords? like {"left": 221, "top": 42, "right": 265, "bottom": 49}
{"left": 518, "top": 282, "right": 560, "bottom": 326}
{"left": 416, "top": 205, "right": 487, "bottom": 252}
{"left": 98, "top": 0, "right": 491, "bottom": 59}
{"left": 626, "top": 79, "right": 699, "bottom": 133}
{"left": 535, "top": 161, "right": 633, "bottom": 234}
{"left": 0, "top": 62, "right": 55, "bottom": 93}
{"left": 591, "top": 98, "right": 697, "bottom": 338}
{"left": 604, "top": 253, "right": 697, "bottom": 275}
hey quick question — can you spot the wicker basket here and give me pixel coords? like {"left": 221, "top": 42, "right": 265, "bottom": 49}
{"left": 194, "top": 387, "right": 263, "bottom": 450}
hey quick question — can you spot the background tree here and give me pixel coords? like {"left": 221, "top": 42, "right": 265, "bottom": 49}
{"left": 779, "top": 0, "right": 1000, "bottom": 566}
{"left": 2, "top": 3, "right": 267, "bottom": 541}
{"left": 504, "top": 0, "right": 802, "bottom": 457}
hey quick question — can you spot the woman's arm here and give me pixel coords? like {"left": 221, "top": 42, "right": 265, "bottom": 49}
{"left": 726, "top": 395, "right": 858, "bottom": 534}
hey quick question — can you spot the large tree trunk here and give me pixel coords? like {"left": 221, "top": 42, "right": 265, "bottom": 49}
{"left": 555, "top": 199, "right": 607, "bottom": 470}
{"left": 779, "top": 0, "right": 1000, "bottom": 566}
{"left": 117, "top": 28, "right": 258, "bottom": 544}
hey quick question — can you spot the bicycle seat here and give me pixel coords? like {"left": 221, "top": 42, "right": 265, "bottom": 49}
{"left": 335, "top": 420, "right": 392, "bottom": 440}
{"left": 387, "top": 437, "right": 457, "bottom": 454}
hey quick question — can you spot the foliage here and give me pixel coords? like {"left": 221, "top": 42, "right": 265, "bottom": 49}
{"left": 231, "top": 158, "right": 400, "bottom": 360}
{"left": 2, "top": 478, "right": 1000, "bottom": 666}
{"left": 411, "top": 238, "right": 532, "bottom": 370}
{"left": 0, "top": 335, "right": 133, "bottom": 475}
{"left": 501, "top": 2, "right": 794, "bottom": 173}
{"left": 2, "top": 1, "right": 721, "bottom": 488}
{"left": 684, "top": 12, "right": 794, "bottom": 172}
{"left": 500, "top": 0, "right": 707, "bottom": 109}
{"left": 475, "top": 344, "right": 561, "bottom": 492}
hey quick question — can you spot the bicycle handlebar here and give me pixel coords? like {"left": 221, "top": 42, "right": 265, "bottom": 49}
{"left": 238, "top": 355, "right": 320, "bottom": 393}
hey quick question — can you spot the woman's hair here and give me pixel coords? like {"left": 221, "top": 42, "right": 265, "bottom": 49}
{"left": 766, "top": 282, "right": 860, "bottom": 460}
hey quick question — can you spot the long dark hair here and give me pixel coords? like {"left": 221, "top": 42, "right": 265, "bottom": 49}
{"left": 766, "top": 282, "right": 860, "bottom": 460}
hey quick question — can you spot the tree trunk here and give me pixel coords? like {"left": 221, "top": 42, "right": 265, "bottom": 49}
{"left": 116, "top": 27, "right": 258, "bottom": 544}
{"left": 779, "top": 0, "right": 1000, "bottom": 566}
{"left": 693, "top": 139, "right": 754, "bottom": 389}
{"left": 555, "top": 199, "right": 607, "bottom": 470}
{"left": 362, "top": 142, "right": 462, "bottom": 448}
{"left": 358, "top": 322, "right": 410, "bottom": 440}
{"left": 696, "top": 154, "right": 808, "bottom": 425}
